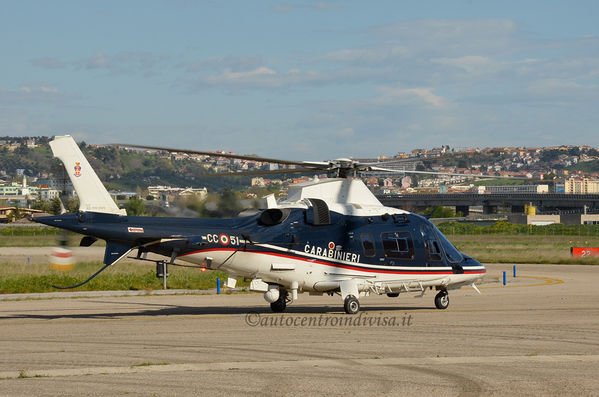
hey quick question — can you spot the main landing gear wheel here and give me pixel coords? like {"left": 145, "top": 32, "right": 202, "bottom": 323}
{"left": 435, "top": 291, "right": 449, "bottom": 310}
{"left": 270, "top": 289, "right": 288, "bottom": 313}
{"left": 344, "top": 295, "right": 360, "bottom": 314}
{"left": 386, "top": 292, "right": 400, "bottom": 298}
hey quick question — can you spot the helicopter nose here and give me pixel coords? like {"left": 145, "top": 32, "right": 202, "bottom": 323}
{"left": 462, "top": 254, "right": 486, "bottom": 274}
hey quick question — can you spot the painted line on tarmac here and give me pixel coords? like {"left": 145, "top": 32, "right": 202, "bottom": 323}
{"left": 480, "top": 275, "right": 563, "bottom": 289}
{"left": 2, "top": 354, "right": 598, "bottom": 380}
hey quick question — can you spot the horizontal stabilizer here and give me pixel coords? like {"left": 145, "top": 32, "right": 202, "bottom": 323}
{"left": 104, "top": 241, "right": 133, "bottom": 266}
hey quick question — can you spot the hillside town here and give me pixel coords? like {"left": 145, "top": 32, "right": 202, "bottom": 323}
{"left": 2, "top": 137, "right": 599, "bottom": 221}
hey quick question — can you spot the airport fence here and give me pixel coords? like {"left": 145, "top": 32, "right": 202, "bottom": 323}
{"left": 438, "top": 221, "right": 599, "bottom": 237}
{"left": 2, "top": 221, "right": 599, "bottom": 238}
{"left": 0, "top": 225, "right": 60, "bottom": 237}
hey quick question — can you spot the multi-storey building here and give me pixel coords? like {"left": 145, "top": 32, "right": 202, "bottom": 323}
{"left": 565, "top": 178, "right": 599, "bottom": 194}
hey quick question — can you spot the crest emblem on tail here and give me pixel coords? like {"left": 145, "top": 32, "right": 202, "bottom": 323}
{"left": 74, "top": 162, "right": 82, "bottom": 177}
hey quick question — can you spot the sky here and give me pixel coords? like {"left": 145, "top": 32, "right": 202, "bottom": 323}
{"left": 1, "top": 0, "right": 599, "bottom": 160}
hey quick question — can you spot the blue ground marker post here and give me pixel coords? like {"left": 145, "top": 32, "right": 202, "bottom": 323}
{"left": 513, "top": 265, "right": 517, "bottom": 278}
{"left": 217, "top": 278, "right": 221, "bottom": 294}
{"left": 503, "top": 271, "right": 507, "bottom": 286}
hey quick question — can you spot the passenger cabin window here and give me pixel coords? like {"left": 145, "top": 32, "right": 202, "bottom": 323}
{"left": 360, "top": 233, "right": 376, "bottom": 257}
{"left": 420, "top": 224, "right": 442, "bottom": 262}
{"left": 381, "top": 231, "right": 414, "bottom": 260}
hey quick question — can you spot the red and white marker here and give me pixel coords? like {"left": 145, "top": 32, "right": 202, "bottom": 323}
{"left": 50, "top": 247, "right": 75, "bottom": 271}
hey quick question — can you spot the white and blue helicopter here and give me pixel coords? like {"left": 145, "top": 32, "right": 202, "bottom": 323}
{"left": 36, "top": 135, "right": 487, "bottom": 314}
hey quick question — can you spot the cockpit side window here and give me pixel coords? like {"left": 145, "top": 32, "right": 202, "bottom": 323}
{"left": 360, "top": 233, "right": 376, "bottom": 257}
{"left": 420, "top": 224, "right": 442, "bottom": 262}
{"left": 381, "top": 231, "right": 414, "bottom": 260}
{"left": 431, "top": 224, "right": 463, "bottom": 264}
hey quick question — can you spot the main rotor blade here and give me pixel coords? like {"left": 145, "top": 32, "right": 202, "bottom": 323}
{"left": 114, "top": 143, "right": 329, "bottom": 169}
{"left": 359, "top": 159, "right": 419, "bottom": 167}
{"left": 204, "top": 167, "right": 324, "bottom": 177}
{"left": 366, "top": 166, "right": 533, "bottom": 179}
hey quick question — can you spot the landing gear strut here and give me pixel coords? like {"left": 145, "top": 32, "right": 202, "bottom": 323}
{"left": 270, "top": 289, "right": 288, "bottom": 313}
{"left": 343, "top": 295, "right": 360, "bottom": 314}
{"left": 435, "top": 290, "right": 449, "bottom": 310}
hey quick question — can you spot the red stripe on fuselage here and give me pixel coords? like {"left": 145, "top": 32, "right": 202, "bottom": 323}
{"left": 179, "top": 248, "right": 486, "bottom": 275}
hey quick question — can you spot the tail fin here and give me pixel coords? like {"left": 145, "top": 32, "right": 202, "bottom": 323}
{"left": 50, "top": 135, "right": 126, "bottom": 215}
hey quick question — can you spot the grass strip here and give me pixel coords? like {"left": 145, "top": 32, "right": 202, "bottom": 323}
{"left": 0, "top": 261, "right": 247, "bottom": 294}
{"left": 449, "top": 235, "right": 599, "bottom": 265}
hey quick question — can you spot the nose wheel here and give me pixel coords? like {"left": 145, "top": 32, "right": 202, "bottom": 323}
{"left": 343, "top": 295, "right": 360, "bottom": 314}
{"left": 435, "top": 290, "right": 449, "bottom": 310}
{"left": 270, "top": 289, "right": 289, "bottom": 313}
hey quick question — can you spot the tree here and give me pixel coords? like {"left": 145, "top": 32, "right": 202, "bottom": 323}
{"left": 31, "top": 199, "right": 51, "bottom": 213}
{"left": 66, "top": 197, "right": 80, "bottom": 212}
{"left": 50, "top": 197, "right": 63, "bottom": 214}
{"left": 125, "top": 197, "right": 146, "bottom": 216}
{"left": 540, "top": 149, "right": 560, "bottom": 163}
{"left": 422, "top": 206, "right": 455, "bottom": 218}
{"left": 10, "top": 207, "right": 21, "bottom": 222}
{"left": 218, "top": 188, "right": 242, "bottom": 217}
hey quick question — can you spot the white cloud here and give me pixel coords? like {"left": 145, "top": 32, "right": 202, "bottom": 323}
{"left": 74, "top": 51, "right": 169, "bottom": 74}
{"left": 371, "top": 19, "right": 519, "bottom": 57}
{"left": 182, "top": 65, "right": 334, "bottom": 91}
{"left": 524, "top": 79, "right": 599, "bottom": 103}
{"left": 0, "top": 85, "right": 70, "bottom": 109}
{"left": 30, "top": 57, "right": 66, "bottom": 69}
{"left": 313, "top": 2, "right": 343, "bottom": 11}
{"left": 205, "top": 66, "right": 277, "bottom": 83}
{"left": 16, "top": 16, "right": 597, "bottom": 158}
{"left": 373, "top": 86, "right": 447, "bottom": 108}
{"left": 182, "top": 56, "right": 266, "bottom": 73}
{"left": 317, "top": 45, "right": 410, "bottom": 64}
{"left": 270, "top": 2, "right": 342, "bottom": 13}
{"left": 431, "top": 56, "right": 497, "bottom": 75}
{"left": 270, "top": 5, "right": 296, "bottom": 13}
{"left": 40, "top": 86, "right": 59, "bottom": 93}
{"left": 17, "top": 85, "right": 60, "bottom": 95}
{"left": 335, "top": 127, "right": 354, "bottom": 137}
{"left": 176, "top": 17, "right": 599, "bottom": 99}
{"left": 79, "top": 52, "right": 111, "bottom": 69}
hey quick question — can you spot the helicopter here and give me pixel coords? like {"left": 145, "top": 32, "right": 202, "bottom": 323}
{"left": 35, "top": 135, "right": 487, "bottom": 314}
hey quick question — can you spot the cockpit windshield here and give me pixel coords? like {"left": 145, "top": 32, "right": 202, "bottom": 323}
{"left": 431, "top": 223, "right": 463, "bottom": 263}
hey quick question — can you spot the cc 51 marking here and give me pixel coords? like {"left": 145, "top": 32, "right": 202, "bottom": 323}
{"left": 203, "top": 233, "right": 240, "bottom": 246}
